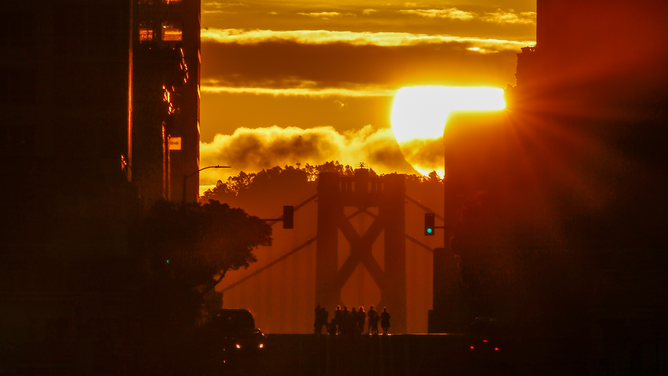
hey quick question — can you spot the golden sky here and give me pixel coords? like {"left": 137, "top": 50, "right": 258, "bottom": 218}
{"left": 199, "top": 0, "right": 536, "bottom": 189}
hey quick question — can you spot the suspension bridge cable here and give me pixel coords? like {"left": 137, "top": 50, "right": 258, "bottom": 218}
{"left": 266, "top": 193, "right": 318, "bottom": 226}
{"left": 405, "top": 195, "right": 445, "bottom": 221}
{"left": 221, "top": 237, "right": 318, "bottom": 293}
{"left": 405, "top": 234, "right": 434, "bottom": 253}
{"left": 221, "top": 208, "right": 368, "bottom": 292}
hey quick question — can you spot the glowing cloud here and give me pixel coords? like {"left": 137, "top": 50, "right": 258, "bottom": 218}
{"left": 397, "top": 8, "right": 536, "bottom": 25}
{"left": 482, "top": 10, "right": 536, "bottom": 25}
{"left": 398, "top": 8, "right": 476, "bottom": 21}
{"left": 199, "top": 125, "right": 417, "bottom": 191}
{"left": 298, "top": 12, "right": 349, "bottom": 19}
{"left": 200, "top": 28, "right": 533, "bottom": 51}
{"left": 201, "top": 80, "right": 396, "bottom": 97}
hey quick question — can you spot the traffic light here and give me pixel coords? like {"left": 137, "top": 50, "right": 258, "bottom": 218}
{"left": 424, "top": 213, "right": 435, "bottom": 236}
{"left": 283, "top": 206, "right": 294, "bottom": 229}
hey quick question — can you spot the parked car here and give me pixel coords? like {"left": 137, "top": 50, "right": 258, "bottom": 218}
{"left": 205, "top": 309, "right": 266, "bottom": 372}
{"left": 466, "top": 317, "right": 513, "bottom": 374}
{"left": 468, "top": 317, "right": 507, "bottom": 355}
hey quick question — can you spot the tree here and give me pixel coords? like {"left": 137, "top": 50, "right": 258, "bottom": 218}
{"left": 201, "top": 162, "right": 365, "bottom": 204}
{"left": 139, "top": 199, "right": 272, "bottom": 294}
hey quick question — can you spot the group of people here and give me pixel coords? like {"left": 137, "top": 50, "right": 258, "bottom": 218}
{"left": 314, "top": 304, "right": 391, "bottom": 335}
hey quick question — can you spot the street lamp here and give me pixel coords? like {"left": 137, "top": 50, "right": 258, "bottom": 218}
{"left": 182, "top": 165, "right": 231, "bottom": 203}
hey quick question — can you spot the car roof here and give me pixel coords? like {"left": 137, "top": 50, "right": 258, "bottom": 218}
{"left": 213, "top": 309, "right": 256, "bottom": 330}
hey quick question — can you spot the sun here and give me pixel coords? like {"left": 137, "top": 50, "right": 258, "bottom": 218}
{"left": 391, "top": 86, "right": 506, "bottom": 175}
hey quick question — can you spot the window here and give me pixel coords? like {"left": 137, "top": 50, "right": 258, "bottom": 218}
{"left": 161, "top": 20, "right": 182, "bottom": 41}
{"left": 139, "top": 22, "right": 154, "bottom": 42}
{"left": 162, "top": 0, "right": 182, "bottom": 4}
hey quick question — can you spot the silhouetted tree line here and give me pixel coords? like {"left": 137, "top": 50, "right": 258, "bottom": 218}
{"left": 202, "top": 161, "right": 363, "bottom": 201}
{"left": 201, "top": 161, "right": 447, "bottom": 207}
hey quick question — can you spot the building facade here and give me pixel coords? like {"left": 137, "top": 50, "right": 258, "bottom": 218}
{"left": 132, "top": 0, "right": 201, "bottom": 205}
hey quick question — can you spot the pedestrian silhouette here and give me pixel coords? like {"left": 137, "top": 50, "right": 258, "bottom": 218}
{"left": 322, "top": 306, "right": 329, "bottom": 333}
{"left": 314, "top": 304, "right": 328, "bottom": 335}
{"left": 357, "top": 306, "right": 366, "bottom": 334}
{"left": 333, "top": 305, "right": 342, "bottom": 335}
{"left": 326, "top": 318, "right": 334, "bottom": 335}
{"left": 380, "top": 307, "right": 390, "bottom": 335}
{"left": 342, "top": 306, "right": 350, "bottom": 334}
{"left": 367, "top": 305, "right": 379, "bottom": 335}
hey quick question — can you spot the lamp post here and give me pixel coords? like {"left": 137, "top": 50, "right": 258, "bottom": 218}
{"left": 182, "top": 165, "right": 231, "bottom": 204}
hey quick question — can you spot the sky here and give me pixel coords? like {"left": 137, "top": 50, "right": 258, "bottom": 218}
{"left": 199, "top": 0, "right": 536, "bottom": 192}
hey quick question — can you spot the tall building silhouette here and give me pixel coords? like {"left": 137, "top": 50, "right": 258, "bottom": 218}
{"left": 0, "top": 0, "right": 200, "bottom": 372}
{"left": 514, "top": 0, "right": 668, "bottom": 115}
{"left": 502, "top": 1, "right": 668, "bottom": 372}
{"left": 133, "top": 0, "right": 201, "bottom": 205}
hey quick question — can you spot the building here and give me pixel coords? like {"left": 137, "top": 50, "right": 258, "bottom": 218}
{"left": 132, "top": 0, "right": 201, "bottom": 205}
{"left": 0, "top": 0, "right": 200, "bottom": 373}
{"left": 503, "top": 1, "right": 668, "bottom": 372}
{"left": 511, "top": 0, "right": 668, "bottom": 115}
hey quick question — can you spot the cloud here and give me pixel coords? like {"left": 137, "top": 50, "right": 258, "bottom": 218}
{"left": 298, "top": 12, "right": 340, "bottom": 18}
{"left": 201, "top": 38, "right": 521, "bottom": 94}
{"left": 482, "top": 10, "right": 536, "bottom": 25}
{"left": 396, "top": 137, "right": 444, "bottom": 176}
{"left": 398, "top": 8, "right": 476, "bottom": 21}
{"left": 397, "top": 8, "right": 536, "bottom": 25}
{"left": 200, "top": 1, "right": 537, "bottom": 44}
{"left": 199, "top": 125, "right": 418, "bottom": 185}
{"left": 204, "top": 2, "right": 248, "bottom": 9}
{"left": 202, "top": 10, "right": 237, "bottom": 14}
{"left": 298, "top": 12, "right": 354, "bottom": 19}
{"left": 201, "top": 84, "right": 396, "bottom": 97}
{"left": 201, "top": 28, "right": 533, "bottom": 50}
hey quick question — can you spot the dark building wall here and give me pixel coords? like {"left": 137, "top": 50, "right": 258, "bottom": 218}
{"left": 519, "top": 0, "right": 668, "bottom": 115}
{"left": 1, "top": 0, "right": 132, "bottom": 190}
{"left": 506, "top": 0, "right": 668, "bottom": 358}
{"left": 0, "top": 0, "right": 134, "bottom": 257}
{"left": 1, "top": 1, "right": 201, "bottom": 372}
{"left": 0, "top": 2, "right": 143, "bottom": 374}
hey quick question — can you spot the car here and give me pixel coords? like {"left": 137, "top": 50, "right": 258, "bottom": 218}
{"left": 468, "top": 317, "right": 503, "bottom": 354}
{"left": 466, "top": 317, "right": 515, "bottom": 374}
{"left": 205, "top": 309, "right": 266, "bottom": 372}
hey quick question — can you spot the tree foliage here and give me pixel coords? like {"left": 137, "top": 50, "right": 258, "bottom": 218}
{"left": 201, "top": 161, "right": 404, "bottom": 204}
{"left": 139, "top": 200, "right": 272, "bottom": 293}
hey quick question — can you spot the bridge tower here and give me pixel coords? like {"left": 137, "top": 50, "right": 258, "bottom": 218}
{"left": 316, "top": 169, "right": 407, "bottom": 333}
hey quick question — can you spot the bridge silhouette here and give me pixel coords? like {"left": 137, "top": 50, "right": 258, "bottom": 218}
{"left": 221, "top": 169, "right": 443, "bottom": 334}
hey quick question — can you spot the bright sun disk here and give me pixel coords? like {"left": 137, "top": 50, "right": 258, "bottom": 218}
{"left": 391, "top": 86, "right": 506, "bottom": 176}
